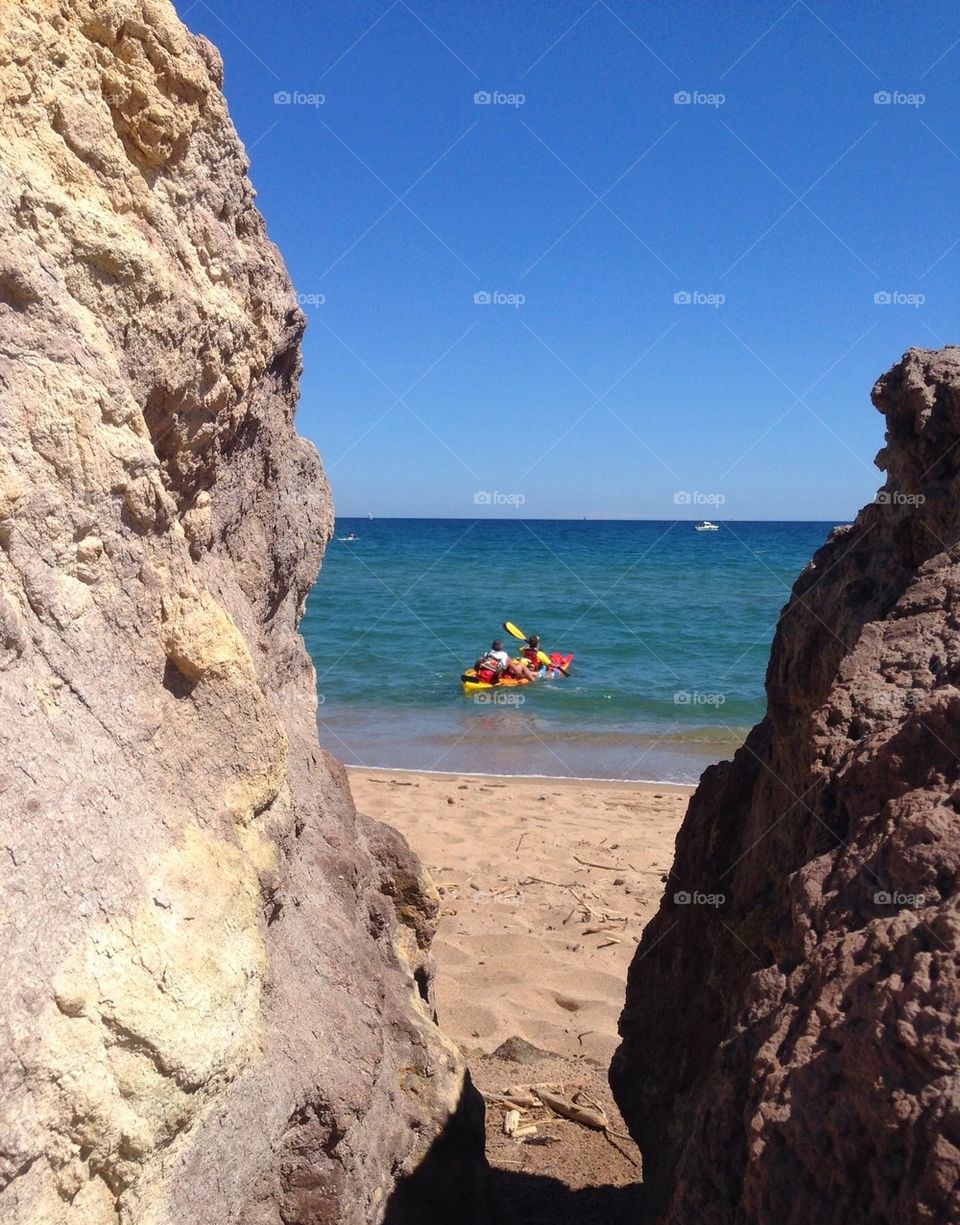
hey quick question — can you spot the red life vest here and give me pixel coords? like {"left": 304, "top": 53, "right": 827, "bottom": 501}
{"left": 477, "top": 653, "right": 504, "bottom": 684}
{"left": 522, "top": 647, "right": 542, "bottom": 669}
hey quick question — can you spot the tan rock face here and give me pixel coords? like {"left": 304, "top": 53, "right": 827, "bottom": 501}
{"left": 0, "top": 3, "right": 481, "bottom": 1222}
{"left": 611, "top": 347, "right": 960, "bottom": 1224}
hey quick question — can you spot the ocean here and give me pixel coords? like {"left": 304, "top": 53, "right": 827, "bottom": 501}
{"left": 301, "top": 519, "right": 837, "bottom": 784}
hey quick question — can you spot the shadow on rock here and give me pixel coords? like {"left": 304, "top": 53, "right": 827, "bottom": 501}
{"left": 382, "top": 1072, "right": 491, "bottom": 1224}
{"left": 383, "top": 1074, "right": 652, "bottom": 1225}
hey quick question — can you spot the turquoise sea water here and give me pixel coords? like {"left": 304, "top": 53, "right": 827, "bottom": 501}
{"left": 301, "top": 519, "right": 836, "bottom": 784}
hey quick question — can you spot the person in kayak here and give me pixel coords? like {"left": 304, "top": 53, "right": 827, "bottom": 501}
{"left": 475, "top": 639, "right": 537, "bottom": 684}
{"left": 522, "top": 633, "right": 570, "bottom": 677}
{"left": 522, "top": 634, "right": 545, "bottom": 671}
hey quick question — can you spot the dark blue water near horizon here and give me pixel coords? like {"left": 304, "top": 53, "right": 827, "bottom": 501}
{"left": 300, "top": 519, "right": 841, "bottom": 783}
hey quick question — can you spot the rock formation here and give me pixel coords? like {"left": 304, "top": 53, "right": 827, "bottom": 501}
{"left": 0, "top": 2, "right": 481, "bottom": 1222}
{"left": 611, "top": 346, "right": 960, "bottom": 1223}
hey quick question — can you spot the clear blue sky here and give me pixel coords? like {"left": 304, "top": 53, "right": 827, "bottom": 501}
{"left": 178, "top": 0, "right": 959, "bottom": 520}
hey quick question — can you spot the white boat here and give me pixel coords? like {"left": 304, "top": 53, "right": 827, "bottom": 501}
{"left": 694, "top": 520, "right": 719, "bottom": 532}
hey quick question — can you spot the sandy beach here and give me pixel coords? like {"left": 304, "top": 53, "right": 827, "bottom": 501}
{"left": 349, "top": 768, "right": 692, "bottom": 1066}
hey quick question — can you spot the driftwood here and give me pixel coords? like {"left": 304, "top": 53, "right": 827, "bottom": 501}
{"left": 574, "top": 1088, "right": 605, "bottom": 1114}
{"left": 481, "top": 1091, "right": 538, "bottom": 1110}
{"left": 487, "top": 1082, "right": 641, "bottom": 1167}
{"left": 534, "top": 1088, "right": 608, "bottom": 1130}
{"left": 504, "top": 1087, "right": 539, "bottom": 1107}
{"left": 488, "top": 1080, "right": 642, "bottom": 1169}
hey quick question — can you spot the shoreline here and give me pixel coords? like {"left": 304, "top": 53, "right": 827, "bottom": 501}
{"left": 345, "top": 763, "right": 698, "bottom": 793}
{"left": 348, "top": 767, "right": 691, "bottom": 1066}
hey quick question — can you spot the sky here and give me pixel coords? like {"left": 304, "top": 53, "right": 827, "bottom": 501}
{"left": 177, "top": 0, "right": 960, "bottom": 520}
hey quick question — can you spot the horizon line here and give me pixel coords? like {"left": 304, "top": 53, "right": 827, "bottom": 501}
{"left": 332, "top": 515, "right": 852, "bottom": 523}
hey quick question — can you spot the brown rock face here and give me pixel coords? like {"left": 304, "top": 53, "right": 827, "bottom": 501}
{"left": 0, "top": 3, "right": 481, "bottom": 1222}
{"left": 611, "top": 346, "right": 960, "bottom": 1224}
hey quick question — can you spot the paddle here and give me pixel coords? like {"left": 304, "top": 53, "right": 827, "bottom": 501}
{"left": 502, "top": 621, "right": 570, "bottom": 675}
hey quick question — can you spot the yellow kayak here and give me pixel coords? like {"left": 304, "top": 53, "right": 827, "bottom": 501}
{"left": 461, "top": 668, "right": 531, "bottom": 695}
{"left": 461, "top": 651, "right": 574, "bottom": 694}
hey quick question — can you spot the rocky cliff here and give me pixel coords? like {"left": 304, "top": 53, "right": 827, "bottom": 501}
{"left": 611, "top": 346, "right": 960, "bottom": 1223}
{"left": 0, "top": 3, "right": 481, "bottom": 1222}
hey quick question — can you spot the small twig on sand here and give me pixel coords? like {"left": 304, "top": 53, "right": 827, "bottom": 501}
{"left": 515, "top": 832, "right": 526, "bottom": 853}
{"left": 565, "top": 885, "right": 596, "bottom": 917}
{"left": 574, "top": 855, "right": 625, "bottom": 871}
{"left": 576, "top": 1030, "right": 594, "bottom": 1046}
{"left": 603, "top": 1129, "right": 642, "bottom": 1169}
